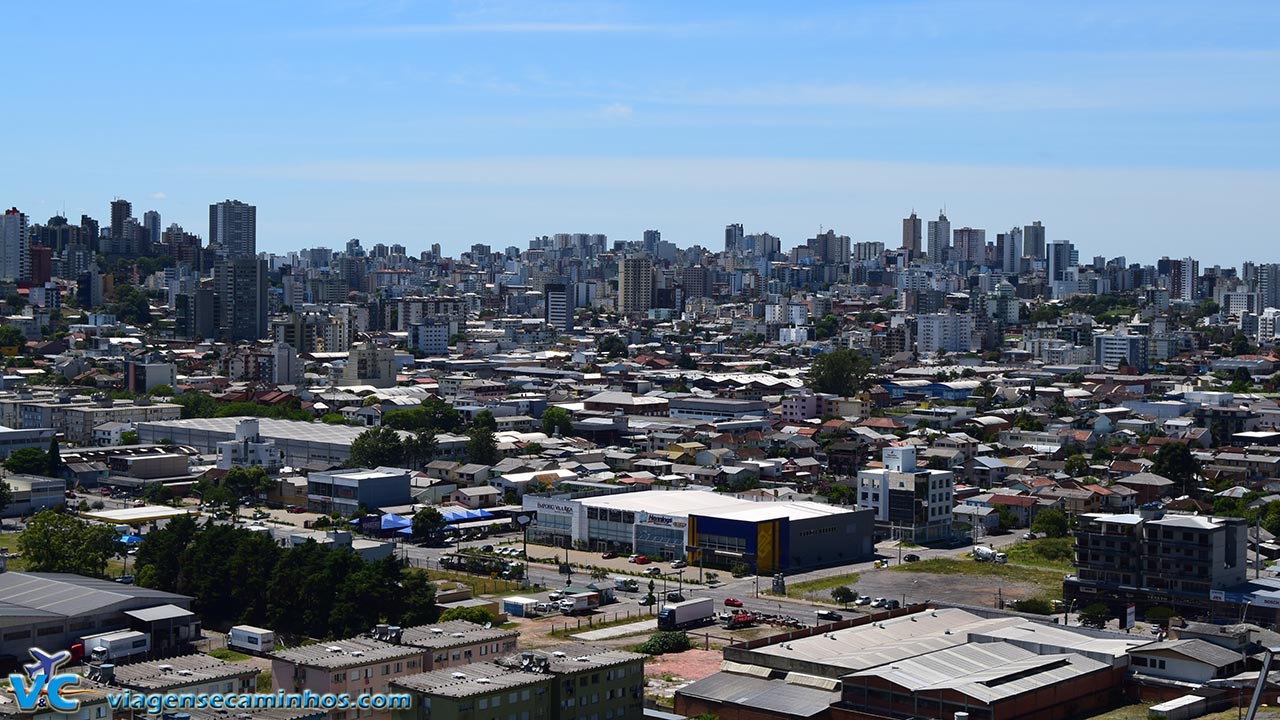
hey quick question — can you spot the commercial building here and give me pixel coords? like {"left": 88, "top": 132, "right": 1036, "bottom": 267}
{"left": 0, "top": 207, "right": 29, "bottom": 283}
{"left": 0, "top": 475, "right": 66, "bottom": 518}
{"left": 856, "top": 446, "right": 954, "bottom": 543}
{"left": 523, "top": 489, "right": 873, "bottom": 573}
{"left": 216, "top": 418, "right": 286, "bottom": 471}
{"left": 0, "top": 571, "right": 193, "bottom": 661}
{"left": 544, "top": 282, "right": 571, "bottom": 330}
{"left": 1065, "top": 511, "right": 1247, "bottom": 618}
{"left": 667, "top": 397, "right": 770, "bottom": 421}
{"left": 306, "top": 467, "right": 413, "bottom": 515}
{"left": 677, "top": 606, "right": 1141, "bottom": 720}
{"left": 390, "top": 643, "right": 645, "bottom": 720}
{"left": 0, "top": 425, "right": 55, "bottom": 459}
{"left": 124, "top": 358, "right": 177, "bottom": 393}
{"left": 1093, "top": 327, "right": 1150, "bottom": 372}
{"left": 134, "top": 417, "right": 375, "bottom": 467}
{"left": 214, "top": 256, "right": 268, "bottom": 342}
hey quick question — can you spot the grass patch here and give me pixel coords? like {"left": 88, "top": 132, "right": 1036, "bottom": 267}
{"left": 548, "top": 611, "right": 656, "bottom": 639}
{"left": 784, "top": 572, "right": 861, "bottom": 600}
{"left": 416, "top": 568, "right": 529, "bottom": 596}
{"left": 1004, "top": 538, "right": 1074, "bottom": 572}
{"left": 890, "top": 558, "right": 1065, "bottom": 596}
{"left": 209, "top": 648, "right": 252, "bottom": 662}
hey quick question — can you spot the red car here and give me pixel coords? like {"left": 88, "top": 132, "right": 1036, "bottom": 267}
{"left": 601, "top": 552, "right": 617, "bottom": 559}
{"left": 287, "top": 505, "right": 306, "bottom": 513}
{"left": 632, "top": 555, "right": 651, "bottom": 565}
{"left": 724, "top": 598, "right": 744, "bottom": 608}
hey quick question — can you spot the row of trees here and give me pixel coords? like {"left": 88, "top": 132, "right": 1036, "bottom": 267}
{"left": 18, "top": 511, "right": 119, "bottom": 577}
{"left": 134, "top": 515, "right": 438, "bottom": 639}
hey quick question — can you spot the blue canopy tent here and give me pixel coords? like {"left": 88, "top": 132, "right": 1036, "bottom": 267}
{"left": 118, "top": 534, "right": 144, "bottom": 544}
{"left": 439, "top": 507, "right": 495, "bottom": 523}
{"left": 380, "top": 513, "right": 413, "bottom": 530}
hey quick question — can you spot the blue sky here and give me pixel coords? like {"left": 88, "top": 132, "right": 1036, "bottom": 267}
{"left": 4, "top": 1, "right": 1278, "bottom": 265}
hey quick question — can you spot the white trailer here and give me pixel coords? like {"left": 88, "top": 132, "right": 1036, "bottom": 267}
{"left": 227, "top": 625, "right": 275, "bottom": 654}
{"left": 81, "top": 630, "right": 150, "bottom": 663}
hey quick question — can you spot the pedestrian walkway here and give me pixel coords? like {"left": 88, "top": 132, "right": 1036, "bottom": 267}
{"left": 570, "top": 618, "right": 657, "bottom": 640}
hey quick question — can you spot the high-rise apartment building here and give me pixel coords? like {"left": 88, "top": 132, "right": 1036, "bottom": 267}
{"left": 0, "top": 208, "right": 30, "bottom": 282}
{"left": 997, "top": 226, "right": 1022, "bottom": 272}
{"left": 1257, "top": 263, "right": 1280, "bottom": 310}
{"left": 142, "top": 210, "right": 161, "bottom": 249}
{"left": 902, "top": 211, "right": 922, "bottom": 257}
{"left": 618, "top": 255, "right": 653, "bottom": 314}
{"left": 724, "top": 223, "right": 744, "bottom": 255}
{"left": 1170, "top": 257, "right": 1200, "bottom": 300}
{"left": 109, "top": 199, "right": 132, "bottom": 240}
{"left": 209, "top": 199, "right": 257, "bottom": 259}
{"left": 214, "top": 257, "right": 267, "bottom": 342}
{"left": 951, "top": 227, "right": 986, "bottom": 265}
{"left": 544, "top": 282, "right": 571, "bottom": 330}
{"left": 926, "top": 211, "right": 950, "bottom": 264}
{"left": 1047, "top": 240, "right": 1079, "bottom": 297}
{"left": 1024, "top": 220, "right": 1046, "bottom": 259}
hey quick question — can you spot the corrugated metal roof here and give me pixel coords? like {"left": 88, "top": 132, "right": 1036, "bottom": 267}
{"left": 0, "top": 572, "right": 191, "bottom": 618}
{"left": 678, "top": 673, "right": 837, "bottom": 718}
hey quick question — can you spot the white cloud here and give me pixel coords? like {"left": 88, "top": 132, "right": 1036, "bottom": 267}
{"left": 599, "top": 102, "right": 633, "bottom": 119}
{"left": 147, "top": 191, "right": 167, "bottom": 200}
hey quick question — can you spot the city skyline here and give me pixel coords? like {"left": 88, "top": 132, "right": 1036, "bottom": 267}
{"left": 4, "top": 1, "right": 1278, "bottom": 264}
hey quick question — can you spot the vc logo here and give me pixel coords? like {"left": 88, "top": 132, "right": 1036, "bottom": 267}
{"left": 8, "top": 648, "right": 82, "bottom": 713}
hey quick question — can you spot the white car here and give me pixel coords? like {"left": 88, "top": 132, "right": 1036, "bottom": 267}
{"left": 670, "top": 560, "right": 687, "bottom": 569}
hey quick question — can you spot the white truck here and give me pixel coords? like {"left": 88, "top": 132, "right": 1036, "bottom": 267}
{"left": 81, "top": 630, "right": 150, "bottom": 663}
{"left": 558, "top": 592, "right": 601, "bottom": 615}
{"left": 973, "top": 545, "right": 1007, "bottom": 563}
{"left": 657, "top": 597, "right": 715, "bottom": 630}
{"left": 612, "top": 576, "right": 639, "bottom": 592}
{"left": 228, "top": 625, "right": 275, "bottom": 654}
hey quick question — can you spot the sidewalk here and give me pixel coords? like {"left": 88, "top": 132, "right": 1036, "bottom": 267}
{"left": 571, "top": 618, "right": 657, "bottom": 640}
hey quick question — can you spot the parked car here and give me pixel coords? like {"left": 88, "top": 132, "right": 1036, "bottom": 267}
{"left": 670, "top": 560, "right": 687, "bottom": 569}
{"left": 885, "top": 599, "right": 901, "bottom": 610}
{"left": 548, "top": 591, "right": 564, "bottom": 601}
{"left": 601, "top": 551, "right": 618, "bottom": 559}
{"left": 1022, "top": 532, "right": 1038, "bottom": 540}
{"left": 903, "top": 553, "right": 920, "bottom": 563}
{"left": 480, "top": 544, "right": 495, "bottom": 553}
{"left": 855, "top": 595, "right": 872, "bottom": 606}
{"left": 871, "top": 597, "right": 887, "bottom": 608}
{"left": 724, "top": 598, "right": 744, "bottom": 608}
{"left": 65, "top": 490, "right": 76, "bottom": 499}
{"left": 643, "top": 567, "right": 662, "bottom": 576}
{"left": 816, "top": 610, "right": 843, "bottom": 621}
{"left": 287, "top": 505, "right": 305, "bottom": 513}
{"left": 632, "top": 555, "right": 651, "bottom": 565}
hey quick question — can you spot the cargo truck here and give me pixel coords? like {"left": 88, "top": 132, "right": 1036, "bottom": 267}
{"left": 227, "top": 625, "right": 275, "bottom": 654}
{"left": 81, "top": 630, "right": 150, "bottom": 663}
{"left": 613, "top": 576, "right": 639, "bottom": 592}
{"left": 558, "top": 592, "right": 601, "bottom": 615}
{"left": 657, "top": 597, "right": 714, "bottom": 630}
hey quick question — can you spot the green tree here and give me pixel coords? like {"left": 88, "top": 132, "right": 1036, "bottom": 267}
{"left": 466, "top": 426, "right": 499, "bottom": 465}
{"left": 996, "top": 505, "right": 1017, "bottom": 531}
{"left": 141, "top": 482, "right": 174, "bottom": 505}
{"left": 807, "top": 348, "right": 873, "bottom": 397}
{"left": 0, "top": 324, "right": 25, "bottom": 349}
{"left": 638, "top": 631, "right": 691, "bottom": 655}
{"left": 0, "top": 479, "right": 10, "bottom": 514}
{"left": 1078, "top": 603, "right": 1112, "bottom": 629}
{"left": 1229, "top": 366, "right": 1254, "bottom": 392}
{"left": 541, "top": 407, "right": 574, "bottom": 436}
{"left": 349, "top": 426, "right": 405, "bottom": 468}
{"left": 677, "top": 353, "right": 697, "bottom": 370}
{"left": 472, "top": 410, "right": 498, "bottom": 431}
{"left": 18, "top": 510, "right": 117, "bottom": 576}
{"left": 1030, "top": 509, "right": 1070, "bottom": 538}
{"left": 47, "top": 437, "right": 62, "bottom": 477}
{"left": 320, "top": 412, "right": 348, "bottom": 425}
{"left": 1012, "top": 413, "right": 1045, "bottom": 431}
{"left": 412, "top": 507, "right": 447, "bottom": 540}
{"left": 438, "top": 606, "right": 495, "bottom": 625}
{"left": 224, "top": 466, "right": 271, "bottom": 497}
{"left": 1063, "top": 454, "right": 1090, "bottom": 477}
{"left": 1151, "top": 442, "right": 1200, "bottom": 496}
{"left": 403, "top": 431, "right": 438, "bottom": 469}
{"left": 1229, "top": 332, "right": 1255, "bottom": 357}
{"left": 597, "top": 335, "right": 628, "bottom": 358}
{"left": 4, "top": 447, "right": 50, "bottom": 475}
{"left": 1015, "top": 598, "right": 1054, "bottom": 615}
{"left": 120, "top": 430, "right": 139, "bottom": 445}
{"left": 830, "top": 585, "right": 855, "bottom": 607}
{"left": 397, "top": 570, "right": 439, "bottom": 626}
{"left": 147, "top": 384, "right": 174, "bottom": 397}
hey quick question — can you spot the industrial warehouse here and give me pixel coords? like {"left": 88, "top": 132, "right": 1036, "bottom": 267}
{"left": 522, "top": 488, "right": 874, "bottom": 573}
